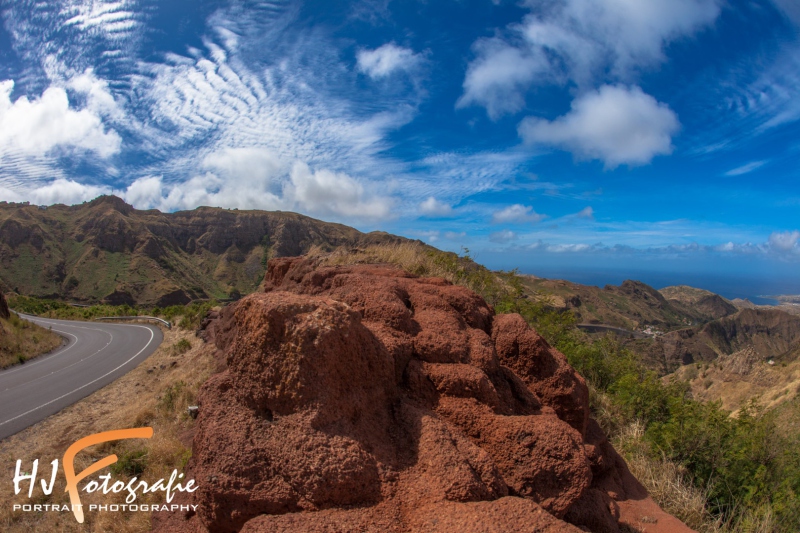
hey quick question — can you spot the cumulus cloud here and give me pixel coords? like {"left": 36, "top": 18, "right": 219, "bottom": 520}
{"left": 490, "top": 230, "right": 517, "bottom": 243}
{"left": 115, "top": 147, "right": 394, "bottom": 220}
{"left": 518, "top": 85, "right": 679, "bottom": 167}
{"left": 0, "top": 80, "right": 121, "bottom": 159}
{"left": 288, "top": 161, "right": 392, "bottom": 219}
{"left": 419, "top": 196, "right": 454, "bottom": 217}
{"left": 27, "top": 179, "right": 111, "bottom": 205}
{"left": 67, "top": 69, "right": 123, "bottom": 119}
{"left": 459, "top": 0, "right": 720, "bottom": 116}
{"left": 457, "top": 39, "right": 547, "bottom": 119}
{"left": 203, "top": 147, "right": 288, "bottom": 191}
{"left": 122, "top": 176, "right": 167, "bottom": 209}
{"left": 491, "top": 204, "right": 545, "bottom": 224}
{"left": 575, "top": 206, "right": 594, "bottom": 219}
{"left": 357, "top": 43, "right": 423, "bottom": 79}
{"left": 768, "top": 230, "right": 800, "bottom": 253}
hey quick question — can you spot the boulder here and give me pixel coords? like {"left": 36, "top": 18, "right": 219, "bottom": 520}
{"left": 152, "top": 257, "right": 695, "bottom": 533}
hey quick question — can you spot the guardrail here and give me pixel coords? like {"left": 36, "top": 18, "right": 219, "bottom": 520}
{"left": 94, "top": 316, "right": 172, "bottom": 329}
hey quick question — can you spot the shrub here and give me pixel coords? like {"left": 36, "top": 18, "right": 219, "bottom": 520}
{"left": 110, "top": 449, "right": 148, "bottom": 477}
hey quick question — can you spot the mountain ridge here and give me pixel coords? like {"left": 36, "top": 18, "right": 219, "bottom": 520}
{"left": 0, "top": 196, "right": 410, "bottom": 305}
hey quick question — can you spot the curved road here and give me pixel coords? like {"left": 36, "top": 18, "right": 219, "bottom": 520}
{"left": 0, "top": 315, "right": 163, "bottom": 440}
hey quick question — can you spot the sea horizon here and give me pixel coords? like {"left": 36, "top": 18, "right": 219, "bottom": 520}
{"left": 508, "top": 265, "right": 797, "bottom": 305}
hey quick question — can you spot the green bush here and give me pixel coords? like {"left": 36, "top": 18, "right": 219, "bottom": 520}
{"left": 483, "top": 269, "right": 800, "bottom": 531}
{"left": 110, "top": 449, "right": 148, "bottom": 477}
{"left": 172, "top": 338, "right": 192, "bottom": 355}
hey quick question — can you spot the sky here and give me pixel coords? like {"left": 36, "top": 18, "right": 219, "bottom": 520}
{"left": 0, "top": 0, "right": 798, "bottom": 297}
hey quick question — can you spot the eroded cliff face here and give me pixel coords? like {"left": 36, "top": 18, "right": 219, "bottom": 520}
{"left": 153, "top": 258, "right": 694, "bottom": 533}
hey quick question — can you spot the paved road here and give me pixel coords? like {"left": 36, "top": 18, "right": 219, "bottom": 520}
{"left": 0, "top": 315, "right": 163, "bottom": 440}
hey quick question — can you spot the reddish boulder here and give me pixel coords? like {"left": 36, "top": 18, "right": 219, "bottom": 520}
{"left": 153, "top": 257, "right": 694, "bottom": 533}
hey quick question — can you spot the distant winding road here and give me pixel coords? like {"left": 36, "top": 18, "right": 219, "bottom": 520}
{"left": 0, "top": 315, "right": 163, "bottom": 440}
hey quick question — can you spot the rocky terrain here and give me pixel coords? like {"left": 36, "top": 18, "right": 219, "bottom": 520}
{"left": 658, "top": 285, "right": 738, "bottom": 321}
{"left": 522, "top": 277, "right": 737, "bottom": 332}
{"left": 152, "top": 258, "right": 692, "bottom": 533}
{"left": 0, "top": 196, "right": 408, "bottom": 305}
{"left": 648, "top": 308, "right": 800, "bottom": 370}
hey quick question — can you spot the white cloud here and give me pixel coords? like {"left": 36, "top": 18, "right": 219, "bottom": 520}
{"left": 523, "top": 0, "right": 720, "bottom": 78}
{"left": 518, "top": 85, "right": 679, "bottom": 167}
{"left": 62, "top": 1, "right": 139, "bottom": 35}
{"left": 27, "top": 179, "right": 111, "bottom": 205}
{"left": 413, "top": 230, "right": 440, "bottom": 243}
{"left": 122, "top": 176, "right": 166, "bottom": 209}
{"left": 492, "top": 204, "right": 545, "bottom": 224}
{"left": 444, "top": 231, "right": 467, "bottom": 241}
{"left": 116, "top": 147, "right": 392, "bottom": 220}
{"left": 0, "top": 80, "right": 121, "bottom": 160}
{"left": 768, "top": 230, "right": 800, "bottom": 253}
{"left": 770, "top": 0, "right": 800, "bottom": 26}
{"left": 0, "top": 187, "right": 24, "bottom": 202}
{"left": 575, "top": 206, "right": 594, "bottom": 219}
{"left": 724, "top": 160, "right": 767, "bottom": 177}
{"left": 356, "top": 43, "right": 423, "bottom": 79}
{"left": 459, "top": 0, "right": 720, "bottom": 116}
{"left": 67, "top": 69, "right": 123, "bottom": 119}
{"left": 490, "top": 230, "right": 517, "bottom": 243}
{"left": 203, "top": 147, "right": 288, "bottom": 190}
{"left": 419, "top": 197, "right": 453, "bottom": 217}
{"left": 288, "top": 161, "right": 392, "bottom": 220}
{"left": 457, "top": 39, "right": 547, "bottom": 119}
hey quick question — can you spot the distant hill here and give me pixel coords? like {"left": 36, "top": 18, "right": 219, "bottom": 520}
{"left": 669, "top": 310, "right": 800, "bottom": 411}
{"left": 652, "top": 308, "right": 800, "bottom": 367}
{"left": 0, "top": 196, "right": 409, "bottom": 305}
{"left": 658, "top": 285, "right": 738, "bottom": 320}
{"left": 521, "top": 277, "right": 737, "bottom": 331}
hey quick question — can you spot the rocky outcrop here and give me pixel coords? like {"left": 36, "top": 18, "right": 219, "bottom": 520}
{"left": 153, "top": 258, "right": 694, "bottom": 533}
{"left": 0, "top": 290, "right": 9, "bottom": 320}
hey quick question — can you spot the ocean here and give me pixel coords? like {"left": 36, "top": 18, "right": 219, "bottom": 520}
{"left": 511, "top": 266, "right": 798, "bottom": 304}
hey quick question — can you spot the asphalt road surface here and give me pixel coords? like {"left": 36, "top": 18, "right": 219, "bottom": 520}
{"left": 0, "top": 315, "right": 163, "bottom": 441}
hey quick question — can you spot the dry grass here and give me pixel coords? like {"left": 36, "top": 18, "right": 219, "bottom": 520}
{"left": 613, "top": 421, "right": 780, "bottom": 533}
{"left": 0, "top": 327, "right": 217, "bottom": 533}
{"left": 671, "top": 348, "right": 800, "bottom": 412}
{"left": 307, "top": 242, "right": 513, "bottom": 304}
{"left": 615, "top": 421, "right": 719, "bottom": 532}
{"left": 0, "top": 314, "right": 62, "bottom": 369}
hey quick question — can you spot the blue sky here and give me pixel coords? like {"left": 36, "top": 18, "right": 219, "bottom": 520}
{"left": 0, "top": 0, "right": 798, "bottom": 294}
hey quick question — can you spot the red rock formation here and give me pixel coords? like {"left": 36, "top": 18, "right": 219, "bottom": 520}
{"left": 153, "top": 258, "right": 694, "bottom": 533}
